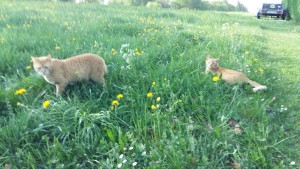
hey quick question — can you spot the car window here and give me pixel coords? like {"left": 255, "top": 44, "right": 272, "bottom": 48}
{"left": 262, "top": 4, "right": 283, "bottom": 10}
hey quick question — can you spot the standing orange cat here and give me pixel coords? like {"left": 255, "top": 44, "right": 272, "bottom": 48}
{"left": 205, "top": 56, "right": 267, "bottom": 92}
{"left": 32, "top": 53, "right": 107, "bottom": 95}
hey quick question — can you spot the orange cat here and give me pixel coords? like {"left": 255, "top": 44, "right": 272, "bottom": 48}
{"left": 32, "top": 53, "right": 107, "bottom": 95}
{"left": 205, "top": 56, "right": 267, "bottom": 92}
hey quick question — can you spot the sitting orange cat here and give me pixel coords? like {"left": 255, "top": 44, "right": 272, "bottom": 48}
{"left": 32, "top": 53, "right": 107, "bottom": 95}
{"left": 205, "top": 56, "right": 267, "bottom": 92}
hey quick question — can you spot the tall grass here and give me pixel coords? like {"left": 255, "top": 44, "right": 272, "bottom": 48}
{"left": 0, "top": 1, "right": 299, "bottom": 168}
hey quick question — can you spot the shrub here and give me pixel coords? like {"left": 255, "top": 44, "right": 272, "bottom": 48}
{"left": 146, "top": 1, "right": 162, "bottom": 8}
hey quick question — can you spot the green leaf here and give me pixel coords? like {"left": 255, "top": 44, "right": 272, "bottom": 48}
{"left": 107, "top": 129, "right": 115, "bottom": 142}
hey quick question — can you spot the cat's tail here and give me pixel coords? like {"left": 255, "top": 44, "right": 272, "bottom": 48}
{"left": 246, "top": 79, "right": 267, "bottom": 92}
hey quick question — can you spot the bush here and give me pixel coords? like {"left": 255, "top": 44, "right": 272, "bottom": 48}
{"left": 146, "top": 1, "right": 162, "bottom": 8}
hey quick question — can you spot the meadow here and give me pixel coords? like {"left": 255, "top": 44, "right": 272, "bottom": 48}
{"left": 0, "top": 1, "right": 299, "bottom": 168}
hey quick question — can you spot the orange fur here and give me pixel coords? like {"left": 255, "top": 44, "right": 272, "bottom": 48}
{"left": 32, "top": 53, "right": 107, "bottom": 95}
{"left": 205, "top": 56, "right": 267, "bottom": 92}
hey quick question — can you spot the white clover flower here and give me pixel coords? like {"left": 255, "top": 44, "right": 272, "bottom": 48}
{"left": 132, "top": 162, "right": 137, "bottom": 166}
{"left": 117, "top": 163, "right": 122, "bottom": 168}
{"left": 129, "top": 146, "right": 134, "bottom": 150}
{"left": 142, "top": 151, "right": 146, "bottom": 156}
{"left": 122, "top": 159, "right": 127, "bottom": 164}
{"left": 119, "top": 154, "right": 124, "bottom": 159}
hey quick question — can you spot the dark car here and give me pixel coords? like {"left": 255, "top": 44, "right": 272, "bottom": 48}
{"left": 257, "top": 3, "right": 287, "bottom": 20}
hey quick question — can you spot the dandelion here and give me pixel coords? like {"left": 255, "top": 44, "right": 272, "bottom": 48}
{"left": 55, "top": 45, "right": 61, "bottom": 50}
{"left": 213, "top": 76, "right": 219, "bottom": 82}
{"left": 163, "top": 77, "right": 167, "bottom": 81}
{"left": 15, "top": 88, "right": 26, "bottom": 95}
{"left": 152, "top": 81, "right": 156, "bottom": 85}
{"left": 110, "top": 106, "right": 115, "bottom": 111}
{"left": 117, "top": 94, "right": 123, "bottom": 99}
{"left": 17, "top": 102, "right": 22, "bottom": 106}
{"left": 111, "top": 48, "right": 118, "bottom": 55}
{"left": 63, "top": 21, "right": 68, "bottom": 27}
{"left": 43, "top": 100, "right": 51, "bottom": 108}
{"left": 147, "top": 92, "right": 153, "bottom": 98}
{"left": 26, "top": 65, "right": 32, "bottom": 70}
{"left": 259, "top": 68, "right": 264, "bottom": 74}
{"left": 112, "top": 100, "right": 120, "bottom": 106}
{"left": 23, "top": 22, "right": 31, "bottom": 28}
{"left": 6, "top": 24, "right": 11, "bottom": 29}
{"left": 156, "top": 97, "right": 161, "bottom": 102}
{"left": 134, "top": 48, "right": 142, "bottom": 56}
{"left": 151, "top": 105, "right": 156, "bottom": 110}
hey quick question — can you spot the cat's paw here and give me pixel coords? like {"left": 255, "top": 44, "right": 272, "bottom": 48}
{"left": 253, "top": 86, "right": 267, "bottom": 92}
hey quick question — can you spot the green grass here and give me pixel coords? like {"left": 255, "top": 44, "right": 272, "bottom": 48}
{"left": 0, "top": 1, "right": 299, "bottom": 168}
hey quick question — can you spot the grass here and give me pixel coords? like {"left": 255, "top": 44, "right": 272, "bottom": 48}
{"left": 0, "top": 1, "right": 299, "bottom": 168}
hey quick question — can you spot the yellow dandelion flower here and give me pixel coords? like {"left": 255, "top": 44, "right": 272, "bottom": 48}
{"left": 163, "top": 77, "right": 167, "bottom": 81}
{"left": 259, "top": 68, "right": 264, "bottom": 74}
{"left": 111, "top": 48, "right": 118, "bottom": 55}
{"left": 156, "top": 97, "right": 161, "bottom": 102}
{"left": 63, "top": 22, "right": 68, "bottom": 26}
{"left": 43, "top": 100, "right": 51, "bottom": 108}
{"left": 110, "top": 106, "right": 115, "bottom": 111}
{"left": 26, "top": 65, "right": 32, "bottom": 70}
{"left": 117, "top": 94, "right": 123, "bottom": 99}
{"left": 151, "top": 105, "right": 156, "bottom": 110}
{"left": 152, "top": 81, "right": 156, "bottom": 85}
{"left": 15, "top": 88, "right": 26, "bottom": 95}
{"left": 156, "top": 104, "right": 160, "bottom": 108}
{"left": 112, "top": 100, "right": 119, "bottom": 106}
{"left": 17, "top": 102, "right": 22, "bottom": 106}
{"left": 147, "top": 92, "right": 153, "bottom": 98}
{"left": 55, "top": 45, "right": 61, "bottom": 50}
{"left": 213, "top": 76, "right": 219, "bottom": 82}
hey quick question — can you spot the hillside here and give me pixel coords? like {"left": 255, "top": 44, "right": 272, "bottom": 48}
{"left": 0, "top": 1, "right": 299, "bottom": 168}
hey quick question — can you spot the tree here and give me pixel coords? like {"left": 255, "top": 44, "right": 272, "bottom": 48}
{"left": 283, "top": 0, "right": 300, "bottom": 22}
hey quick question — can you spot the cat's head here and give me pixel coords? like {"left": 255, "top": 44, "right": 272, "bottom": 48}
{"left": 31, "top": 54, "right": 53, "bottom": 76}
{"left": 205, "top": 56, "right": 219, "bottom": 70}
